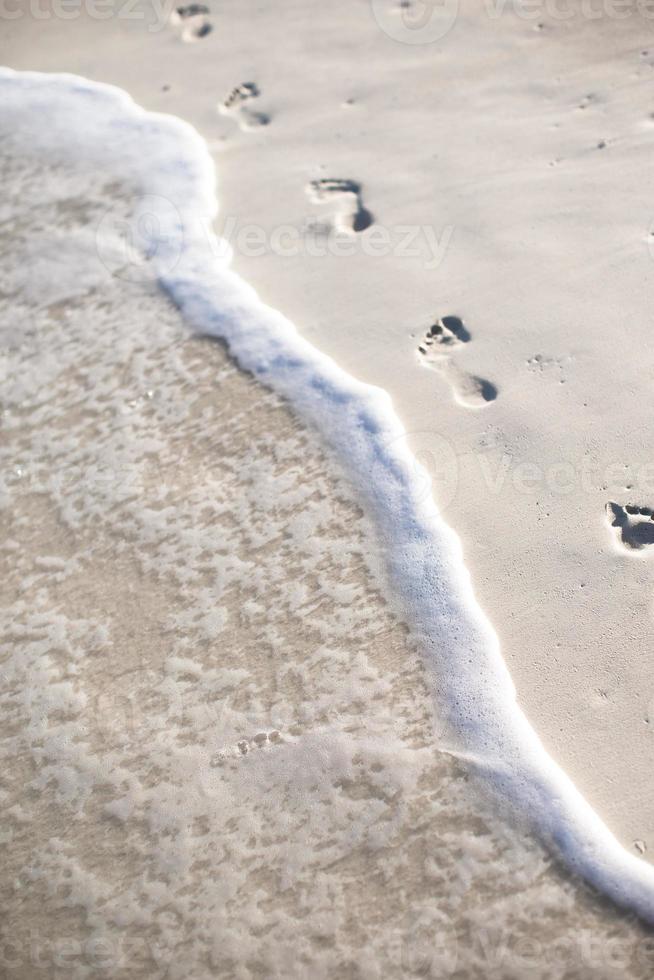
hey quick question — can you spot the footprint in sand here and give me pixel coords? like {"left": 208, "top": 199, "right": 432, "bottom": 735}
{"left": 417, "top": 316, "right": 497, "bottom": 409}
{"left": 606, "top": 502, "right": 654, "bottom": 552}
{"left": 169, "top": 4, "right": 212, "bottom": 42}
{"left": 305, "top": 179, "right": 373, "bottom": 234}
{"left": 218, "top": 82, "right": 270, "bottom": 131}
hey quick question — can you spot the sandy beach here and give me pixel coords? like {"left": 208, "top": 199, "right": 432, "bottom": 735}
{"left": 4, "top": 0, "right": 654, "bottom": 974}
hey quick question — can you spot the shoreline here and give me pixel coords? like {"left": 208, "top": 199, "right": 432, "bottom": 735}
{"left": 4, "top": 0, "right": 654, "bottom": 902}
{"left": 4, "top": 64, "right": 654, "bottom": 925}
{"left": 8, "top": 71, "right": 654, "bottom": 976}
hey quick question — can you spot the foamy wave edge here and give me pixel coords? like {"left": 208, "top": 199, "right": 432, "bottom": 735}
{"left": 4, "top": 65, "right": 654, "bottom": 922}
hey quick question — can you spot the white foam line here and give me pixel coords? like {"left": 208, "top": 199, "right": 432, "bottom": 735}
{"left": 4, "top": 66, "right": 654, "bottom": 922}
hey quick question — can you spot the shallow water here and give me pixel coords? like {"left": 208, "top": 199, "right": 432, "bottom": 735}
{"left": 2, "top": 107, "right": 654, "bottom": 979}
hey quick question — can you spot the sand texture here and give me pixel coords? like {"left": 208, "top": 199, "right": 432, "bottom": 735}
{"left": 3, "top": 115, "right": 654, "bottom": 980}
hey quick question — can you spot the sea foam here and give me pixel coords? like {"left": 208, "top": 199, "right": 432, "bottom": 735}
{"left": 3, "top": 66, "right": 654, "bottom": 923}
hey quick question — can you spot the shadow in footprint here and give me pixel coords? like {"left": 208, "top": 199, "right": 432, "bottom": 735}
{"left": 352, "top": 207, "right": 373, "bottom": 232}
{"left": 477, "top": 378, "right": 498, "bottom": 403}
{"left": 440, "top": 315, "right": 471, "bottom": 344}
{"left": 606, "top": 502, "right": 654, "bottom": 551}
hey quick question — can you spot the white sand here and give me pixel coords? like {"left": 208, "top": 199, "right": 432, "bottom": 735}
{"left": 3, "top": 102, "right": 654, "bottom": 979}
{"left": 4, "top": 0, "right": 654, "bottom": 894}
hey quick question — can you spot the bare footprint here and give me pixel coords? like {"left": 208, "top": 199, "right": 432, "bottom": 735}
{"left": 417, "top": 316, "right": 497, "bottom": 409}
{"left": 169, "top": 4, "right": 212, "bottom": 42}
{"left": 606, "top": 502, "right": 654, "bottom": 552}
{"left": 218, "top": 83, "right": 270, "bottom": 131}
{"left": 306, "top": 179, "right": 373, "bottom": 234}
